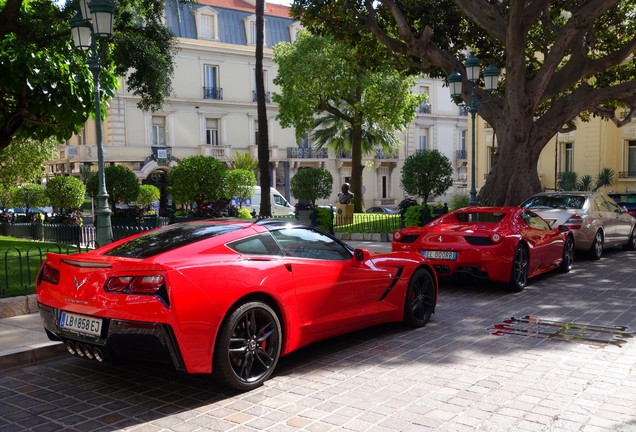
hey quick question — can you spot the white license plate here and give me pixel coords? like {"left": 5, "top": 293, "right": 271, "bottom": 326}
{"left": 423, "top": 250, "right": 457, "bottom": 260}
{"left": 60, "top": 311, "right": 102, "bottom": 336}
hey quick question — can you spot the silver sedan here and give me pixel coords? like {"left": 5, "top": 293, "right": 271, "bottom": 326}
{"left": 520, "top": 191, "right": 636, "bottom": 259}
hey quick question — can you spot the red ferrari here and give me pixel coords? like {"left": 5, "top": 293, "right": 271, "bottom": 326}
{"left": 37, "top": 219, "right": 437, "bottom": 391}
{"left": 392, "top": 207, "right": 574, "bottom": 292}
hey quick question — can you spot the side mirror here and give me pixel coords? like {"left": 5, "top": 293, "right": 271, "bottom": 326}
{"left": 354, "top": 248, "right": 368, "bottom": 262}
{"left": 557, "top": 225, "right": 570, "bottom": 233}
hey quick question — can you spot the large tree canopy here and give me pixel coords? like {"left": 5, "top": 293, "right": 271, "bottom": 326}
{"left": 292, "top": 0, "right": 636, "bottom": 205}
{"left": 0, "top": 0, "right": 180, "bottom": 152}
{"left": 273, "top": 31, "right": 422, "bottom": 212}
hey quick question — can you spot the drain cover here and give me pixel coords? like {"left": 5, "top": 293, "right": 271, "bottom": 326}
{"left": 488, "top": 315, "right": 633, "bottom": 348}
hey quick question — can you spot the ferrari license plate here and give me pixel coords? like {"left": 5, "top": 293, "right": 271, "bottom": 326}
{"left": 423, "top": 250, "right": 457, "bottom": 260}
{"left": 60, "top": 311, "right": 102, "bottom": 336}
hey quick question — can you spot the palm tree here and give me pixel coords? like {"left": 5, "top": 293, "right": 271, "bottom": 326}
{"left": 230, "top": 152, "right": 258, "bottom": 173}
{"left": 595, "top": 168, "right": 615, "bottom": 191}
{"left": 311, "top": 109, "right": 401, "bottom": 161}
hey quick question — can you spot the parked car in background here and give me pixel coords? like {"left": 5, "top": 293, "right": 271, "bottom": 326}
{"left": 366, "top": 206, "right": 398, "bottom": 214}
{"left": 608, "top": 193, "right": 636, "bottom": 218}
{"left": 520, "top": 191, "right": 636, "bottom": 259}
{"left": 37, "top": 219, "right": 437, "bottom": 391}
{"left": 392, "top": 207, "right": 574, "bottom": 292}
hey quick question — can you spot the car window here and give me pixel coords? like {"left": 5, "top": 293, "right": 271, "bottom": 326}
{"left": 227, "top": 233, "right": 282, "bottom": 256}
{"left": 593, "top": 195, "right": 609, "bottom": 211}
{"left": 520, "top": 211, "right": 551, "bottom": 231}
{"left": 270, "top": 228, "right": 352, "bottom": 260}
{"left": 602, "top": 196, "right": 621, "bottom": 213}
{"left": 105, "top": 223, "right": 243, "bottom": 258}
{"left": 521, "top": 195, "right": 586, "bottom": 210}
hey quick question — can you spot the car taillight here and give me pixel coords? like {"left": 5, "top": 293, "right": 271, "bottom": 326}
{"left": 105, "top": 275, "right": 165, "bottom": 294}
{"left": 38, "top": 263, "right": 60, "bottom": 285}
{"left": 564, "top": 215, "right": 583, "bottom": 229}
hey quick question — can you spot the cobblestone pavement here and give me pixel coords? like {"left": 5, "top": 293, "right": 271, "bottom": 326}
{"left": 1, "top": 246, "right": 635, "bottom": 432}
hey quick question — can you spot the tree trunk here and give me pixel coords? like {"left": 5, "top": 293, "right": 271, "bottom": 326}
{"left": 255, "top": 0, "right": 271, "bottom": 216}
{"left": 350, "top": 117, "right": 364, "bottom": 213}
{"left": 478, "top": 125, "right": 543, "bottom": 206}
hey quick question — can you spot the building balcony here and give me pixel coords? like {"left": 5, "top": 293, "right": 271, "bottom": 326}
{"left": 458, "top": 105, "right": 469, "bottom": 116}
{"left": 418, "top": 104, "right": 432, "bottom": 114}
{"left": 336, "top": 150, "right": 352, "bottom": 159}
{"left": 456, "top": 149, "right": 468, "bottom": 160}
{"left": 287, "top": 147, "right": 328, "bottom": 159}
{"left": 203, "top": 87, "right": 223, "bottom": 100}
{"left": 199, "top": 145, "right": 230, "bottom": 160}
{"left": 619, "top": 171, "right": 636, "bottom": 179}
{"left": 375, "top": 149, "right": 398, "bottom": 160}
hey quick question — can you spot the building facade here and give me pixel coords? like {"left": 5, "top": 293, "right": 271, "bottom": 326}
{"left": 46, "top": 0, "right": 468, "bottom": 215}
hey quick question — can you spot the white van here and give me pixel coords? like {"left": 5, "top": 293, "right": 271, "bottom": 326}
{"left": 240, "top": 187, "right": 295, "bottom": 216}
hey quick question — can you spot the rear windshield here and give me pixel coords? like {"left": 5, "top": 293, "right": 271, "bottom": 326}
{"left": 454, "top": 212, "right": 506, "bottom": 223}
{"left": 105, "top": 223, "right": 243, "bottom": 258}
{"left": 521, "top": 195, "right": 586, "bottom": 210}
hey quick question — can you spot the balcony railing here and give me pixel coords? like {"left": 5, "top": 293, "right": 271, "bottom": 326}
{"left": 252, "top": 91, "right": 271, "bottom": 103}
{"left": 203, "top": 87, "right": 223, "bottom": 100}
{"left": 375, "top": 149, "right": 398, "bottom": 159}
{"left": 336, "top": 150, "right": 352, "bottom": 159}
{"left": 287, "top": 147, "right": 328, "bottom": 159}
{"left": 456, "top": 149, "right": 468, "bottom": 160}
{"left": 619, "top": 171, "right": 636, "bottom": 179}
{"left": 458, "top": 105, "right": 469, "bottom": 116}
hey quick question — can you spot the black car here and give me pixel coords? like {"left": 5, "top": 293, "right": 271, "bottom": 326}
{"left": 608, "top": 193, "right": 636, "bottom": 218}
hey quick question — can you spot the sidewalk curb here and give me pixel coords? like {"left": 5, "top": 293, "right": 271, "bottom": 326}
{"left": 0, "top": 341, "right": 66, "bottom": 371}
{"left": 0, "top": 294, "right": 39, "bottom": 319}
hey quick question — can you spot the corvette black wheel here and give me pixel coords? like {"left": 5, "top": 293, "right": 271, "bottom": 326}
{"left": 560, "top": 236, "right": 574, "bottom": 273}
{"left": 214, "top": 302, "right": 281, "bottom": 391}
{"left": 508, "top": 245, "right": 528, "bottom": 292}
{"left": 403, "top": 268, "right": 436, "bottom": 327}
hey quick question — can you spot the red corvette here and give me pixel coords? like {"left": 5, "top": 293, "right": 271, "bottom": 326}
{"left": 392, "top": 207, "right": 574, "bottom": 292}
{"left": 37, "top": 219, "right": 437, "bottom": 390}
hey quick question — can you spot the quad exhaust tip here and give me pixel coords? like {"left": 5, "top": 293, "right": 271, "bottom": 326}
{"left": 65, "top": 341, "right": 105, "bottom": 362}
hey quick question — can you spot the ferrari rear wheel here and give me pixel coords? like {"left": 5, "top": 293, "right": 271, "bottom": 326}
{"left": 560, "top": 236, "right": 574, "bottom": 273}
{"left": 588, "top": 230, "right": 603, "bottom": 260}
{"left": 508, "top": 245, "right": 528, "bottom": 292}
{"left": 403, "top": 268, "right": 436, "bottom": 327}
{"left": 214, "top": 301, "right": 282, "bottom": 391}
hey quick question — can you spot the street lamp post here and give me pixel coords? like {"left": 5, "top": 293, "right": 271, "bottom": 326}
{"left": 70, "top": 0, "right": 115, "bottom": 247}
{"left": 448, "top": 54, "right": 500, "bottom": 206}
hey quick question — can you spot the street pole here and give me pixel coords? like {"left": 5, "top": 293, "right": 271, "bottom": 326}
{"left": 468, "top": 85, "right": 478, "bottom": 206}
{"left": 89, "top": 41, "right": 113, "bottom": 247}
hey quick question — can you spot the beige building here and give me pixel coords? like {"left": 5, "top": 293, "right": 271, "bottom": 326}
{"left": 471, "top": 112, "right": 636, "bottom": 197}
{"left": 47, "top": 0, "right": 468, "bottom": 216}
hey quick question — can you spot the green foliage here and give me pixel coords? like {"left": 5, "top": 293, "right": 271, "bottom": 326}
{"left": 0, "top": 0, "right": 185, "bottom": 151}
{"left": 273, "top": 31, "right": 422, "bottom": 212}
{"left": 0, "top": 137, "right": 58, "bottom": 185}
{"left": 136, "top": 184, "right": 161, "bottom": 208}
{"left": 86, "top": 165, "right": 140, "bottom": 210}
{"left": 314, "top": 206, "right": 334, "bottom": 233}
{"left": 14, "top": 184, "right": 49, "bottom": 210}
{"left": 595, "top": 168, "right": 615, "bottom": 191}
{"left": 46, "top": 176, "right": 86, "bottom": 210}
{"left": 168, "top": 156, "right": 227, "bottom": 209}
{"left": 237, "top": 208, "right": 253, "bottom": 219}
{"left": 225, "top": 169, "right": 257, "bottom": 207}
{"left": 558, "top": 172, "right": 578, "bottom": 191}
{"left": 449, "top": 194, "right": 469, "bottom": 211}
{"left": 404, "top": 205, "right": 431, "bottom": 227}
{"left": 578, "top": 175, "right": 594, "bottom": 192}
{"left": 401, "top": 150, "right": 453, "bottom": 205}
{"left": 0, "top": 184, "right": 17, "bottom": 209}
{"left": 290, "top": 168, "right": 333, "bottom": 207}
{"left": 230, "top": 152, "right": 259, "bottom": 173}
